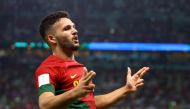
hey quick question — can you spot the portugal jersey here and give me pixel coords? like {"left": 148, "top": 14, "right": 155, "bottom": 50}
{"left": 35, "top": 55, "right": 96, "bottom": 109}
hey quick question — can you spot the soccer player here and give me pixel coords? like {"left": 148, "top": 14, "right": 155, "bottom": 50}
{"left": 34, "top": 11, "right": 150, "bottom": 109}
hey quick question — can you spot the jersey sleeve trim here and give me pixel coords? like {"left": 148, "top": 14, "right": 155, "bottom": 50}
{"left": 38, "top": 84, "right": 55, "bottom": 96}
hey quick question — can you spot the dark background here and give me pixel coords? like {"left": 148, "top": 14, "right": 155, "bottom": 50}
{"left": 0, "top": 0, "right": 190, "bottom": 109}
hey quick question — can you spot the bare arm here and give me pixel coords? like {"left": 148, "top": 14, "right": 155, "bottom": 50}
{"left": 38, "top": 71, "right": 96, "bottom": 109}
{"left": 39, "top": 90, "right": 78, "bottom": 109}
{"left": 95, "top": 67, "right": 150, "bottom": 109}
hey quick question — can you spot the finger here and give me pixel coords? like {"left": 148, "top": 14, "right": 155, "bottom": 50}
{"left": 84, "top": 67, "right": 88, "bottom": 74}
{"left": 127, "top": 67, "right": 131, "bottom": 78}
{"left": 81, "top": 67, "right": 88, "bottom": 79}
{"left": 139, "top": 67, "right": 149, "bottom": 78}
{"left": 83, "top": 84, "right": 95, "bottom": 90}
{"left": 83, "top": 89, "right": 94, "bottom": 94}
{"left": 83, "top": 71, "right": 92, "bottom": 80}
{"left": 133, "top": 67, "right": 149, "bottom": 79}
{"left": 83, "top": 69, "right": 95, "bottom": 81}
{"left": 80, "top": 71, "right": 91, "bottom": 81}
{"left": 85, "top": 71, "right": 96, "bottom": 82}
{"left": 133, "top": 67, "right": 146, "bottom": 77}
{"left": 136, "top": 82, "right": 144, "bottom": 88}
{"left": 136, "top": 79, "right": 144, "bottom": 84}
{"left": 84, "top": 71, "right": 96, "bottom": 84}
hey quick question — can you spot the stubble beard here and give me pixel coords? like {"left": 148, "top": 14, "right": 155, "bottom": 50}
{"left": 57, "top": 37, "right": 79, "bottom": 51}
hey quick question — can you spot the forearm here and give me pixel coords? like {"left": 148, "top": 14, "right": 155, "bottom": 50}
{"left": 39, "top": 89, "right": 78, "bottom": 109}
{"left": 95, "top": 67, "right": 149, "bottom": 109}
{"left": 95, "top": 86, "right": 129, "bottom": 109}
{"left": 39, "top": 71, "right": 96, "bottom": 109}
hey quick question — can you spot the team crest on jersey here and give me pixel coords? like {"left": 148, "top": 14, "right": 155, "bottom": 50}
{"left": 38, "top": 73, "right": 50, "bottom": 87}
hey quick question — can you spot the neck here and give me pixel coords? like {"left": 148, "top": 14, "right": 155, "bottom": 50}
{"left": 52, "top": 46, "right": 75, "bottom": 60}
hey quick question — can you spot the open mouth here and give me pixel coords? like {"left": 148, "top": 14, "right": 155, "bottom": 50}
{"left": 74, "top": 40, "right": 79, "bottom": 44}
{"left": 73, "top": 36, "right": 79, "bottom": 44}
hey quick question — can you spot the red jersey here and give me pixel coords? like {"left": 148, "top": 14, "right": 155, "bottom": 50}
{"left": 35, "top": 55, "right": 96, "bottom": 109}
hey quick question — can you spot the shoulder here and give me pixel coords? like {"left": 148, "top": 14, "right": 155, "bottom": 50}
{"left": 64, "top": 60, "right": 84, "bottom": 67}
{"left": 35, "top": 55, "right": 66, "bottom": 76}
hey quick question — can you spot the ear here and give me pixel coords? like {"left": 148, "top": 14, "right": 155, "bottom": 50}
{"left": 47, "top": 35, "right": 56, "bottom": 44}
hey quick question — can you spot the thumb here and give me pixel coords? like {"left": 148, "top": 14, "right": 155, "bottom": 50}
{"left": 81, "top": 67, "right": 88, "bottom": 78}
{"left": 127, "top": 67, "right": 131, "bottom": 78}
{"left": 84, "top": 67, "right": 88, "bottom": 74}
{"left": 126, "top": 67, "right": 133, "bottom": 88}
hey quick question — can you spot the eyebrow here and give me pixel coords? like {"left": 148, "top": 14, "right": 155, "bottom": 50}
{"left": 63, "top": 23, "right": 76, "bottom": 30}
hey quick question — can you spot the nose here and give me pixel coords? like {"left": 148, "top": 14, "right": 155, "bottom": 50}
{"left": 72, "top": 27, "right": 78, "bottom": 35}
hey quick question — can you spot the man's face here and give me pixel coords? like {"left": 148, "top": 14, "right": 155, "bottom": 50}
{"left": 51, "top": 18, "right": 79, "bottom": 51}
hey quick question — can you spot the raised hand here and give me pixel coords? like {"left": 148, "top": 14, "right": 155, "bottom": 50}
{"left": 72, "top": 70, "right": 96, "bottom": 98}
{"left": 125, "top": 67, "right": 149, "bottom": 93}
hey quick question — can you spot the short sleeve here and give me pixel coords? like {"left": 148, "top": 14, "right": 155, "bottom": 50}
{"left": 35, "top": 66, "right": 57, "bottom": 96}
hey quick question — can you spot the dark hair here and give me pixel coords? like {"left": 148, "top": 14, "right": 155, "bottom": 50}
{"left": 39, "top": 11, "right": 70, "bottom": 42}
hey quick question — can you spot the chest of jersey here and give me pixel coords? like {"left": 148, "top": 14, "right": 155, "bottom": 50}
{"left": 56, "top": 62, "right": 84, "bottom": 92}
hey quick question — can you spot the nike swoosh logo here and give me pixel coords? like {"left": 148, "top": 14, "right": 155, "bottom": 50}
{"left": 70, "top": 74, "right": 77, "bottom": 79}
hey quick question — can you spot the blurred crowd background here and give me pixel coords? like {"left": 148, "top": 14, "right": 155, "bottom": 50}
{"left": 0, "top": 0, "right": 190, "bottom": 109}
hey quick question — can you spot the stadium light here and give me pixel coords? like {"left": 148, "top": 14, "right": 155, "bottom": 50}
{"left": 14, "top": 42, "right": 190, "bottom": 52}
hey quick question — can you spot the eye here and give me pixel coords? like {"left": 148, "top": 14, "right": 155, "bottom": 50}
{"left": 73, "top": 25, "right": 76, "bottom": 29}
{"left": 63, "top": 25, "right": 71, "bottom": 31}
